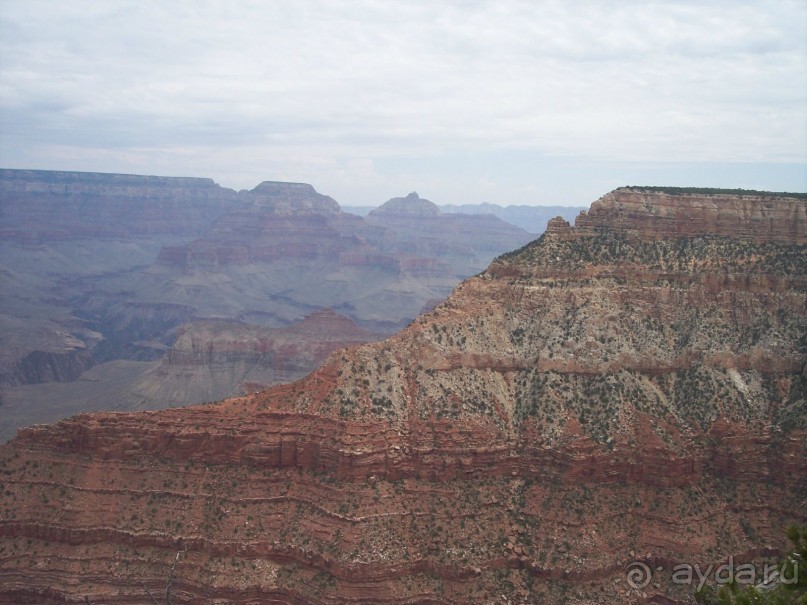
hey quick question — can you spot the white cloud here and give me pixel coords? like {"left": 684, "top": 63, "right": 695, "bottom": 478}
{"left": 1, "top": 0, "right": 805, "bottom": 203}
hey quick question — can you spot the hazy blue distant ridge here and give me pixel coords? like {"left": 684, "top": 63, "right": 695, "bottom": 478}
{"left": 342, "top": 203, "right": 585, "bottom": 234}
{"left": 440, "top": 203, "right": 585, "bottom": 234}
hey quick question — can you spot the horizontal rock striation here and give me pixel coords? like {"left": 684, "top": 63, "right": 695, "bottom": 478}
{"left": 2, "top": 170, "right": 547, "bottom": 433}
{"left": 0, "top": 169, "right": 239, "bottom": 243}
{"left": 570, "top": 187, "right": 807, "bottom": 244}
{"left": 366, "top": 192, "right": 535, "bottom": 273}
{"left": 1, "top": 187, "right": 805, "bottom": 604}
{"left": 156, "top": 181, "right": 375, "bottom": 270}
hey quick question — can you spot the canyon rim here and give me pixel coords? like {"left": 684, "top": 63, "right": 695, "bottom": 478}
{"left": 0, "top": 186, "right": 805, "bottom": 604}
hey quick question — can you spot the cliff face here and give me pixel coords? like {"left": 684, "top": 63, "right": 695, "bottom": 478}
{"left": 3, "top": 348, "right": 94, "bottom": 386}
{"left": 572, "top": 188, "right": 806, "bottom": 243}
{"left": 1, "top": 187, "right": 805, "bottom": 605}
{"left": 0, "top": 169, "right": 238, "bottom": 242}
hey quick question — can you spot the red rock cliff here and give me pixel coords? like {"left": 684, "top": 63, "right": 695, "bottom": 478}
{"left": 0, "top": 188, "right": 805, "bottom": 605}
{"left": 572, "top": 187, "right": 806, "bottom": 243}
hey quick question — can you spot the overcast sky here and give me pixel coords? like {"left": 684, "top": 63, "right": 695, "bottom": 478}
{"left": 1, "top": 1, "right": 805, "bottom": 206}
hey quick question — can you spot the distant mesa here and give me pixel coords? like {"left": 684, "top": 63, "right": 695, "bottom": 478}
{"left": 439, "top": 201, "right": 587, "bottom": 234}
{"left": 0, "top": 168, "right": 238, "bottom": 243}
{"left": 339, "top": 198, "right": 588, "bottom": 234}
{"left": 251, "top": 181, "right": 318, "bottom": 193}
{"left": 0, "top": 168, "right": 221, "bottom": 191}
{"left": 246, "top": 180, "right": 341, "bottom": 215}
{"left": 368, "top": 191, "right": 441, "bottom": 217}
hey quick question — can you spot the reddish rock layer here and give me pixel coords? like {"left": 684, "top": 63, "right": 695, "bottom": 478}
{"left": 1, "top": 188, "right": 805, "bottom": 605}
{"left": 570, "top": 188, "right": 806, "bottom": 244}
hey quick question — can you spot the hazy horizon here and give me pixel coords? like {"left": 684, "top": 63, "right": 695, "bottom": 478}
{"left": 2, "top": 1, "right": 806, "bottom": 206}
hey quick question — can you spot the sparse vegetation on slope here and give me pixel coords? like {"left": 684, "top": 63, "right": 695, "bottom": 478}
{"left": 1, "top": 187, "right": 805, "bottom": 604}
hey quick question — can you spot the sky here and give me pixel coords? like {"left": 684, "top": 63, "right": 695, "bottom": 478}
{"left": 1, "top": 0, "right": 806, "bottom": 206}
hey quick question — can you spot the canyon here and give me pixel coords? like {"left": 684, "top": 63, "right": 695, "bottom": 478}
{"left": 1, "top": 187, "right": 804, "bottom": 604}
{"left": 0, "top": 170, "right": 536, "bottom": 437}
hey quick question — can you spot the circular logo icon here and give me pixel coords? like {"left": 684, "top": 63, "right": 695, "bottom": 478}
{"left": 626, "top": 561, "right": 652, "bottom": 589}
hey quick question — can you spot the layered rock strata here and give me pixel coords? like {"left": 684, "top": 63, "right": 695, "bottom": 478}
{"left": 0, "top": 169, "right": 238, "bottom": 243}
{"left": 1, "top": 171, "right": 535, "bottom": 426}
{"left": 0, "top": 169, "right": 241, "bottom": 394}
{"left": 365, "top": 192, "right": 534, "bottom": 273}
{"left": 0, "top": 187, "right": 805, "bottom": 604}
{"left": 132, "top": 309, "right": 384, "bottom": 404}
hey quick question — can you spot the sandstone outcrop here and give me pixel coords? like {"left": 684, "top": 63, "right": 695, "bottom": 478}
{"left": 1, "top": 187, "right": 804, "bottom": 604}
{"left": 572, "top": 187, "right": 806, "bottom": 243}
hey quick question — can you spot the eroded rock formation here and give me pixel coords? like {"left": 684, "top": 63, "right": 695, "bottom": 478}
{"left": 366, "top": 192, "right": 534, "bottom": 272}
{"left": 1, "top": 187, "right": 805, "bottom": 604}
{"left": 0, "top": 169, "right": 240, "bottom": 396}
{"left": 0, "top": 169, "right": 238, "bottom": 243}
{"left": 132, "top": 309, "right": 384, "bottom": 404}
{"left": 0, "top": 170, "right": 537, "bottom": 433}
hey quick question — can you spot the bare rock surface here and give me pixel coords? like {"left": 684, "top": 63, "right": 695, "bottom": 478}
{"left": 1, "top": 187, "right": 805, "bottom": 604}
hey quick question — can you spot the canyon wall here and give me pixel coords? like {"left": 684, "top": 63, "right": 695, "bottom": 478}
{"left": 132, "top": 309, "right": 384, "bottom": 404}
{"left": 1, "top": 170, "right": 538, "bottom": 436}
{"left": 0, "top": 169, "right": 239, "bottom": 243}
{"left": 572, "top": 187, "right": 806, "bottom": 243}
{"left": 1, "top": 187, "right": 804, "bottom": 604}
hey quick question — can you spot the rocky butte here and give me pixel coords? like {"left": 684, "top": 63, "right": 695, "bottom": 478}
{"left": 365, "top": 192, "right": 535, "bottom": 275}
{"left": 0, "top": 187, "right": 805, "bottom": 604}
